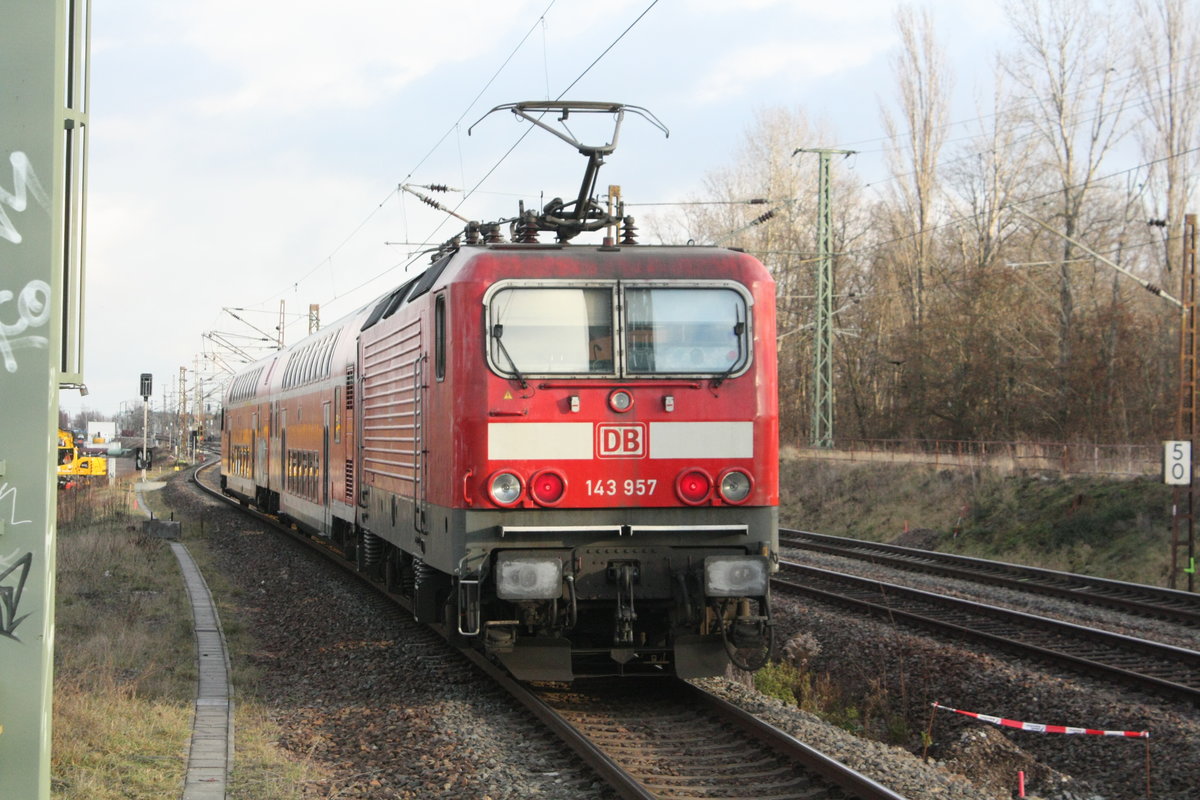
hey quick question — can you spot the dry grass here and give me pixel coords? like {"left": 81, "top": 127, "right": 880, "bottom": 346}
{"left": 52, "top": 471, "right": 329, "bottom": 799}
{"left": 229, "top": 702, "right": 326, "bottom": 800}
{"left": 53, "top": 478, "right": 193, "bottom": 798}
{"left": 52, "top": 675, "right": 192, "bottom": 799}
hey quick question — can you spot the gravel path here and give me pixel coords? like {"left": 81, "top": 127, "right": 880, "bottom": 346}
{"left": 167, "top": 471, "right": 1196, "bottom": 799}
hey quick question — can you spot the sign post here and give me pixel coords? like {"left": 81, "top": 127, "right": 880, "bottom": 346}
{"left": 1173, "top": 216, "right": 1199, "bottom": 591}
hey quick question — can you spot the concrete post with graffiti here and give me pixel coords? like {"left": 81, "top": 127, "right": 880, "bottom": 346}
{"left": 1, "top": 1, "right": 84, "bottom": 797}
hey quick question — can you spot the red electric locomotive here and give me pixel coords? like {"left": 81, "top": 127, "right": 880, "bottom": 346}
{"left": 221, "top": 103, "right": 778, "bottom": 680}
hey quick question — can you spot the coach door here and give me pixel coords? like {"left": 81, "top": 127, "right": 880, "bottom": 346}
{"left": 322, "top": 401, "right": 331, "bottom": 530}
{"left": 252, "top": 409, "right": 264, "bottom": 486}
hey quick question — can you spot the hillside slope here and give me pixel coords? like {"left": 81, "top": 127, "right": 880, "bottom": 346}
{"left": 779, "top": 456, "right": 1178, "bottom": 587}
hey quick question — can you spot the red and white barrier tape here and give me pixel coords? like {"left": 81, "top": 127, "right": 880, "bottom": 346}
{"left": 932, "top": 702, "right": 1149, "bottom": 739}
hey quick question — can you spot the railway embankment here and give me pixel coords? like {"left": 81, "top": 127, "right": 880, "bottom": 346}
{"left": 779, "top": 455, "right": 1175, "bottom": 587}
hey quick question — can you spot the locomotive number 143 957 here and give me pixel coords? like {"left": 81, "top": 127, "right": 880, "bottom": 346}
{"left": 586, "top": 478, "right": 658, "bottom": 497}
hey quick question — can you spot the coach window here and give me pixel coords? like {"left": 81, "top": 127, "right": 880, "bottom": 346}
{"left": 624, "top": 287, "right": 749, "bottom": 375}
{"left": 434, "top": 294, "right": 446, "bottom": 381}
{"left": 489, "top": 286, "right": 614, "bottom": 375}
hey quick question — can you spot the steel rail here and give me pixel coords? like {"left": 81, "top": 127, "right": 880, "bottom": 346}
{"left": 678, "top": 682, "right": 908, "bottom": 800}
{"left": 781, "top": 528, "right": 1200, "bottom": 627}
{"left": 459, "top": 650, "right": 658, "bottom": 800}
{"left": 775, "top": 560, "right": 1200, "bottom": 706}
{"left": 506, "top": 673, "right": 910, "bottom": 800}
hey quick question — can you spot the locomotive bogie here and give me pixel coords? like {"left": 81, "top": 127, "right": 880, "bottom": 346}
{"left": 222, "top": 243, "right": 778, "bottom": 680}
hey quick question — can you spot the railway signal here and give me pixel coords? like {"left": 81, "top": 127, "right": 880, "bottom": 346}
{"left": 139, "top": 373, "right": 153, "bottom": 476}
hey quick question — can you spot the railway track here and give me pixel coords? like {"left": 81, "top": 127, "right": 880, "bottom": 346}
{"left": 774, "top": 560, "right": 1200, "bottom": 706}
{"left": 779, "top": 528, "right": 1200, "bottom": 627}
{"left": 467, "top": 656, "right": 907, "bottom": 800}
{"left": 189, "top": 464, "right": 909, "bottom": 800}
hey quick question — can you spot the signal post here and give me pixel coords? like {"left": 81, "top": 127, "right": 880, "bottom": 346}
{"left": 1171, "top": 215, "right": 1199, "bottom": 591}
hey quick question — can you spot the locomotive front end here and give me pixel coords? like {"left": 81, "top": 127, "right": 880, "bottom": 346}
{"left": 457, "top": 247, "right": 778, "bottom": 680}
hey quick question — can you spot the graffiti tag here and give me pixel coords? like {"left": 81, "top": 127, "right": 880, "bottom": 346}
{"left": 0, "top": 482, "right": 30, "bottom": 527}
{"left": 0, "top": 486, "right": 34, "bottom": 642}
{"left": 0, "top": 551, "right": 33, "bottom": 641}
{"left": 0, "top": 482, "right": 30, "bottom": 525}
{"left": 0, "top": 279, "right": 51, "bottom": 373}
{"left": 0, "top": 151, "right": 50, "bottom": 244}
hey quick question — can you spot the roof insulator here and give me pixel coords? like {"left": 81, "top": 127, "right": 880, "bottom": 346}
{"left": 518, "top": 211, "right": 541, "bottom": 243}
{"left": 484, "top": 223, "right": 505, "bottom": 244}
{"left": 621, "top": 216, "right": 638, "bottom": 245}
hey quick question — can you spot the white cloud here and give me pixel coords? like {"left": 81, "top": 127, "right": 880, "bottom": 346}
{"left": 689, "top": 36, "right": 893, "bottom": 105}
{"left": 158, "top": 1, "right": 543, "bottom": 116}
{"left": 684, "top": 0, "right": 897, "bottom": 18}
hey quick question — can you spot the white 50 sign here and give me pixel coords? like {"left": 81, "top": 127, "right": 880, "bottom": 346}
{"left": 1164, "top": 440, "right": 1192, "bottom": 486}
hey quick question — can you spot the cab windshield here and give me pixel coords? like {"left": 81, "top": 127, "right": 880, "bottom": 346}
{"left": 487, "top": 283, "right": 750, "bottom": 378}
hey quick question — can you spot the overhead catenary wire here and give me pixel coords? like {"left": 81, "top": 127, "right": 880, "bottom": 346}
{"left": 726, "top": 146, "right": 1200, "bottom": 267}
{"left": 301, "top": 0, "right": 666, "bottom": 320}
{"left": 228, "top": 1, "right": 562, "bottom": 331}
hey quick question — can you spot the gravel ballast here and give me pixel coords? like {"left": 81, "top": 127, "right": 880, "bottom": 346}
{"left": 167, "top": 471, "right": 1196, "bottom": 799}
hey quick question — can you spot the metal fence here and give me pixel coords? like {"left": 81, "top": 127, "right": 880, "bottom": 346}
{"left": 789, "top": 439, "right": 1161, "bottom": 478}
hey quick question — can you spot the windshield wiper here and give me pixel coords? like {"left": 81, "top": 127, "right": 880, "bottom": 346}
{"left": 710, "top": 310, "right": 746, "bottom": 389}
{"left": 491, "top": 324, "right": 529, "bottom": 389}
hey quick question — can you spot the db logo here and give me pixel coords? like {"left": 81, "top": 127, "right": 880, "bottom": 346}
{"left": 597, "top": 423, "right": 646, "bottom": 458}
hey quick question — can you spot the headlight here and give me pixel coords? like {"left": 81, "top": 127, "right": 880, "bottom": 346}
{"left": 704, "top": 555, "right": 768, "bottom": 597}
{"left": 496, "top": 555, "right": 563, "bottom": 600}
{"left": 608, "top": 389, "right": 634, "bottom": 412}
{"left": 489, "top": 471, "right": 523, "bottom": 506}
{"left": 718, "top": 469, "right": 752, "bottom": 504}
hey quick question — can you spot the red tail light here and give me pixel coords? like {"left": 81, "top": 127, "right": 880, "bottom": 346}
{"left": 676, "top": 469, "right": 712, "bottom": 505}
{"left": 530, "top": 470, "right": 566, "bottom": 506}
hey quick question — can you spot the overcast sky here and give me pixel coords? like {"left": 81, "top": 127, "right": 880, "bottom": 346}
{"left": 66, "top": 0, "right": 1010, "bottom": 419}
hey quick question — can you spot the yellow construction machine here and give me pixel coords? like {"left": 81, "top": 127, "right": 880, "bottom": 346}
{"left": 57, "top": 429, "right": 108, "bottom": 487}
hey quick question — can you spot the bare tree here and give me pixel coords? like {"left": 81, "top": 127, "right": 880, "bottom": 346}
{"left": 873, "top": 5, "right": 952, "bottom": 436}
{"left": 946, "top": 62, "right": 1036, "bottom": 274}
{"left": 881, "top": 4, "right": 951, "bottom": 330}
{"left": 1003, "top": 0, "right": 1132, "bottom": 432}
{"left": 1134, "top": 0, "right": 1200, "bottom": 283}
